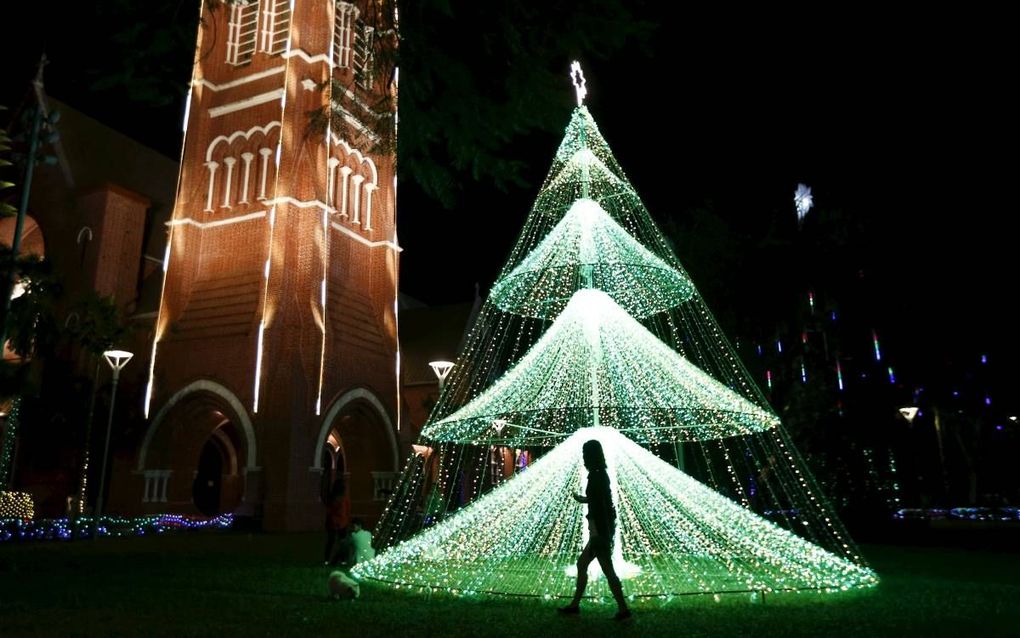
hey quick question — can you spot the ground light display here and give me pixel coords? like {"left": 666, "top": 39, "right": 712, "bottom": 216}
{"left": 364, "top": 65, "right": 876, "bottom": 599}
{"left": 355, "top": 428, "right": 875, "bottom": 597}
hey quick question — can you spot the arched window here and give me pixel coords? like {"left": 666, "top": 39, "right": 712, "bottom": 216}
{"left": 204, "top": 122, "right": 282, "bottom": 211}
{"left": 328, "top": 136, "right": 379, "bottom": 231}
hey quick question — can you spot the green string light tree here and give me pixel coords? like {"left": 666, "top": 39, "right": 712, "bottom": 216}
{"left": 362, "top": 64, "right": 876, "bottom": 599}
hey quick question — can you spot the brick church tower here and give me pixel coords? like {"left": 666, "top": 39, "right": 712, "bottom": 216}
{"left": 118, "top": 0, "right": 400, "bottom": 530}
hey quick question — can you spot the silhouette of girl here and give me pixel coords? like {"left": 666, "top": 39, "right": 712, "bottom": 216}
{"left": 558, "top": 439, "right": 631, "bottom": 620}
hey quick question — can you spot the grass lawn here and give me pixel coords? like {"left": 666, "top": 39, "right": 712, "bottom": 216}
{"left": 1, "top": 531, "right": 1018, "bottom": 637}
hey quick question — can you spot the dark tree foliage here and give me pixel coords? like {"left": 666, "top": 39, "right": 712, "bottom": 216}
{"left": 394, "top": 0, "right": 652, "bottom": 205}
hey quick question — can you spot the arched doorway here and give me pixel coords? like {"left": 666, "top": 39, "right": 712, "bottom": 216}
{"left": 139, "top": 380, "right": 256, "bottom": 516}
{"left": 315, "top": 389, "right": 398, "bottom": 523}
{"left": 192, "top": 420, "right": 244, "bottom": 516}
{"left": 193, "top": 438, "right": 223, "bottom": 515}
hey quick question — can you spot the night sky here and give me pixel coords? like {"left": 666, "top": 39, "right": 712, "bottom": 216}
{"left": 2, "top": 5, "right": 1016, "bottom": 389}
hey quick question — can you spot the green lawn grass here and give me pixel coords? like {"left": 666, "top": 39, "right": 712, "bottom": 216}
{"left": 1, "top": 531, "right": 1018, "bottom": 637}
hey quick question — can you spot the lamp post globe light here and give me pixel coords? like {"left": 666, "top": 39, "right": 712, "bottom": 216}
{"left": 92, "top": 349, "right": 133, "bottom": 537}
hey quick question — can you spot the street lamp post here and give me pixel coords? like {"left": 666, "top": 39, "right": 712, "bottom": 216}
{"left": 92, "top": 349, "right": 133, "bottom": 538}
{"left": 429, "top": 360, "right": 454, "bottom": 391}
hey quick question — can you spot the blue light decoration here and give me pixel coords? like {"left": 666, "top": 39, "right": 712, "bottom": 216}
{"left": 981, "top": 354, "right": 988, "bottom": 365}
{"left": 800, "top": 360, "right": 808, "bottom": 384}
{"left": 985, "top": 396, "right": 992, "bottom": 406}
{"left": 0, "top": 514, "right": 233, "bottom": 543}
{"left": 871, "top": 329, "right": 882, "bottom": 362}
{"left": 887, "top": 367, "right": 896, "bottom": 384}
{"left": 776, "top": 339, "right": 783, "bottom": 354}
{"left": 836, "top": 360, "right": 845, "bottom": 392}
{"left": 894, "top": 507, "right": 1020, "bottom": 522}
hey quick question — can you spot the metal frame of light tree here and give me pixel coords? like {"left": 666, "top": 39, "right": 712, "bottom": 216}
{"left": 372, "top": 66, "right": 873, "bottom": 596}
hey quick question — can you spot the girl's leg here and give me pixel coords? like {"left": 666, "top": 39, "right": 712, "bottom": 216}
{"left": 567, "top": 543, "right": 595, "bottom": 607}
{"left": 594, "top": 545, "right": 629, "bottom": 615}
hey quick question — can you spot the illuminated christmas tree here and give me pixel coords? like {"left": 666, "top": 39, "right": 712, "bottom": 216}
{"left": 363, "top": 65, "right": 876, "bottom": 598}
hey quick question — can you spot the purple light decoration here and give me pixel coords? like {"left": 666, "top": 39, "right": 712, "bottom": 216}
{"left": 766, "top": 369, "right": 773, "bottom": 390}
{"left": 776, "top": 339, "right": 783, "bottom": 354}
{"left": 887, "top": 366, "right": 896, "bottom": 384}
{"left": 985, "top": 396, "right": 992, "bottom": 406}
{"left": 872, "top": 329, "right": 882, "bottom": 362}
{"left": 981, "top": 354, "right": 988, "bottom": 364}
{"left": 836, "top": 360, "right": 845, "bottom": 391}
{"left": 756, "top": 344, "right": 763, "bottom": 356}
{"left": 830, "top": 310, "right": 837, "bottom": 322}
{"left": 996, "top": 425, "right": 1004, "bottom": 431}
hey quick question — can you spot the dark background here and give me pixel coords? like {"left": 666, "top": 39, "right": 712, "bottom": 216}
{"left": 1, "top": 2, "right": 1016, "bottom": 392}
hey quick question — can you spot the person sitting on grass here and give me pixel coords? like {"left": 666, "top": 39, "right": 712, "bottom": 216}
{"left": 349, "top": 518, "right": 376, "bottom": 566}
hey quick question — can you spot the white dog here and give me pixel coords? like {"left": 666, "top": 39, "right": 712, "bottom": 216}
{"left": 328, "top": 570, "right": 361, "bottom": 600}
